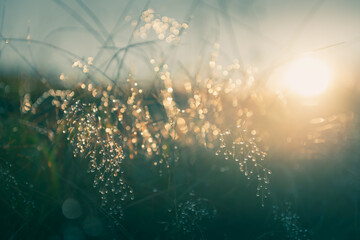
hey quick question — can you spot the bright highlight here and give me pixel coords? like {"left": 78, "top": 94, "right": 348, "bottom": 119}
{"left": 282, "top": 56, "right": 331, "bottom": 97}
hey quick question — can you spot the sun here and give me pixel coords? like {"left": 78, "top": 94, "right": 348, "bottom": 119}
{"left": 282, "top": 56, "right": 331, "bottom": 97}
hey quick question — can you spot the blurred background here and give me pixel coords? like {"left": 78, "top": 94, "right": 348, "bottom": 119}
{"left": 1, "top": 0, "right": 359, "bottom": 79}
{"left": 1, "top": 0, "right": 360, "bottom": 239}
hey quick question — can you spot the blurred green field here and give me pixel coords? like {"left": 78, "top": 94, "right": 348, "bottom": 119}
{"left": 1, "top": 1, "right": 360, "bottom": 239}
{"left": 1, "top": 70, "right": 360, "bottom": 239}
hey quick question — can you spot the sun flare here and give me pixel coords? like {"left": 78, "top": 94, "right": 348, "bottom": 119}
{"left": 282, "top": 56, "right": 331, "bottom": 97}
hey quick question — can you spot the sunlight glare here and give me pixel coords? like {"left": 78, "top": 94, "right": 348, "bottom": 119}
{"left": 282, "top": 56, "right": 331, "bottom": 97}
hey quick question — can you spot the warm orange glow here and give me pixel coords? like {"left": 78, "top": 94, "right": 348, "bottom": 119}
{"left": 282, "top": 56, "right": 331, "bottom": 97}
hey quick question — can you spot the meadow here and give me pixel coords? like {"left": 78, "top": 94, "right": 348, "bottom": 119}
{"left": 1, "top": 1, "right": 360, "bottom": 239}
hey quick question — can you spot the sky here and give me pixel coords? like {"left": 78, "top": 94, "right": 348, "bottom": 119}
{"left": 0, "top": 0, "right": 359, "bottom": 82}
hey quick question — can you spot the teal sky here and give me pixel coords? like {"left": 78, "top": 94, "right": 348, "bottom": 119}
{"left": 0, "top": 0, "right": 359, "bottom": 81}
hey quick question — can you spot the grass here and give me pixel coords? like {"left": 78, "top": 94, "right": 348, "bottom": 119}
{"left": 0, "top": 1, "right": 360, "bottom": 239}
